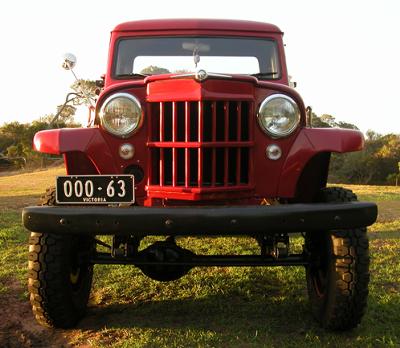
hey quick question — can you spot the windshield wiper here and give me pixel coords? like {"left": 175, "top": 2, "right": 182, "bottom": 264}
{"left": 251, "top": 72, "right": 279, "bottom": 79}
{"left": 117, "top": 73, "right": 149, "bottom": 78}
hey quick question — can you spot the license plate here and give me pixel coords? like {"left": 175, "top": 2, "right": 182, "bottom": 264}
{"left": 56, "top": 175, "right": 135, "bottom": 204}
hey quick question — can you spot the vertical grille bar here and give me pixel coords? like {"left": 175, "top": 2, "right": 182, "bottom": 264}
{"left": 147, "top": 103, "right": 152, "bottom": 185}
{"left": 159, "top": 102, "right": 164, "bottom": 185}
{"left": 212, "top": 101, "right": 217, "bottom": 142}
{"left": 172, "top": 102, "right": 177, "bottom": 187}
{"left": 236, "top": 102, "right": 242, "bottom": 185}
{"left": 223, "top": 101, "right": 229, "bottom": 185}
{"left": 248, "top": 102, "right": 255, "bottom": 186}
{"left": 184, "top": 102, "right": 190, "bottom": 188}
{"left": 236, "top": 101, "right": 242, "bottom": 141}
{"left": 211, "top": 101, "right": 217, "bottom": 187}
{"left": 197, "top": 101, "right": 203, "bottom": 187}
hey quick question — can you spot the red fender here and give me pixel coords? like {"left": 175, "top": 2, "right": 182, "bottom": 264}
{"left": 33, "top": 128, "right": 118, "bottom": 173}
{"left": 277, "top": 128, "right": 364, "bottom": 197}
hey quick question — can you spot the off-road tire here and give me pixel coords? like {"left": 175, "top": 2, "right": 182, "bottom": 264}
{"left": 306, "top": 187, "right": 370, "bottom": 330}
{"left": 28, "top": 187, "right": 94, "bottom": 328}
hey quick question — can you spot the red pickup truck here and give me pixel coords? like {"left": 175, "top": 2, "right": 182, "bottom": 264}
{"left": 23, "top": 19, "right": 377, "bottom": 330}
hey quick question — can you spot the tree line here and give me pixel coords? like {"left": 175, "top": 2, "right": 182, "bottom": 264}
{"left": 0, "top": 84, "right": 399, "bottom": 185}
{"left": 0, "top": 80, "right": 96, "bottom": 169}
{"left": 312, "top": 113, "right": 400, "bottom": 185}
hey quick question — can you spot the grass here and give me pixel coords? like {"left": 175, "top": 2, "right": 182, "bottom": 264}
{"left": 0, "top": 168, "right": 399, "bottom": 347}
{"left": 335, "top": 183, "right": 400, "bottom": 202}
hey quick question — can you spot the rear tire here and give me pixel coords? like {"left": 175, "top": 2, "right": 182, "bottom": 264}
{"left": 305, "top": 187, "right": 370, "bottom": 330}
{"left": 28, "top": 187, "right": 94, "bottom": 328}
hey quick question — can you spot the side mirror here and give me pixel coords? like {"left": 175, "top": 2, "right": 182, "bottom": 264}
{"left": 62, "top": 53, "right": 77, "bottom": 70}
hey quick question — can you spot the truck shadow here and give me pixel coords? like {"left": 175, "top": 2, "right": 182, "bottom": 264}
{"left": 83, "top": 296, "right": 311, "bottom": 333}
{"left": 77, "top": 270, "right": 398, "bottom": 342}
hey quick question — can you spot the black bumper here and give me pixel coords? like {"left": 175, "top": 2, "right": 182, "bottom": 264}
{"left": 22, "top": 202, "right": 377, "bottom": 236}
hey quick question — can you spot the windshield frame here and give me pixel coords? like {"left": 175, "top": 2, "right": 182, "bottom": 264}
{"left": 111, "top": 35, "right": 282, "bottom": 81}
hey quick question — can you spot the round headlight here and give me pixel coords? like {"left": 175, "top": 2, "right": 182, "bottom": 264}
{"left": 99, "top": 93, "right": 143, "bottom": 137}
{"left": 258, "top": 94, "right": 300, "bottom": 137}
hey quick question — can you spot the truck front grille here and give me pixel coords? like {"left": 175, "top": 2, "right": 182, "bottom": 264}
{"left": 147, "top": 101, "right": 254, "bottom": 197}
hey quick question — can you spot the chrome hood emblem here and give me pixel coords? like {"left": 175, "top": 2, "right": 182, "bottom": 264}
{"left": 171, "top": 69, "right": 232, "bottom": 82}
{"left": 195, "top": 69, "right": 208, "bottom": 81}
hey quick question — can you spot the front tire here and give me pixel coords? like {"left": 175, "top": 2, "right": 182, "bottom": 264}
{"left": 28, "top": 187, "right": 94, "bottom": 328}
{"left": 306, "top": 187, "right": 370, "bottom": 330}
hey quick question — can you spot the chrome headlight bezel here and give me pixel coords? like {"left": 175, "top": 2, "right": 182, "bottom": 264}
{"left": 99, "top": 93, "right": 143, "bottom": 138}
{"left": 257, "top": 94, "right": 300, "bottom": 138}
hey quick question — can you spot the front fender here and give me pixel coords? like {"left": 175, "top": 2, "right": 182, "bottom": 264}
{"left": 277, "top": 128, "right": 364, "bottom": 197}
{"left": 33, "top": 128, "right": 118, "bottom": 173}
{"left": 33, "top": 128, "right": 95, "bottom": 154}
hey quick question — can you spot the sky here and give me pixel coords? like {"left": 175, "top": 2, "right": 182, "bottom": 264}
{"left": 0, "top": 0, "right": 399, "bottom": 135}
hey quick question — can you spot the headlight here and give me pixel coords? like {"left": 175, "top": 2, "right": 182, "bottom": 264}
{"left": 99, "top": 93, "right": 143, "bottom": 137}
{"left": 257, "top": 94, "right": 300, "bottom": 137}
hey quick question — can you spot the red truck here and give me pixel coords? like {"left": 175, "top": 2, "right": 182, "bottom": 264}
{"left": 23, "top": 19, "right": 377, "bottom": 330}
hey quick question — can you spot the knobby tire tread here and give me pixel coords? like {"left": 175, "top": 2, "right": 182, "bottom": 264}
{"left": 28, "top": 187, "right": 93, "bottom": 328}
{"left": 307, "top": 186, "right": 370, "bottom": 330}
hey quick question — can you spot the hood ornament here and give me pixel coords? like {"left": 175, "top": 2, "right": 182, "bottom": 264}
{"left": 170, "top": 42, "right": 232, "bottom": 82}
{"left": 195, "top": 69, "right": 208, "bottom": 81}
{"left": 193, "top": 47, "right": 200, "bottom": 69}
{"left": 192, "top": 47, "right": 207, "bottom": 81}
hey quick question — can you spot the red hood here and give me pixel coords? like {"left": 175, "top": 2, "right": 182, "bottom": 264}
{"left": 146, "top": 77, "right": 255, "bottom": 102}
{"left": 97, "top": 74, "right": 306, "bottom": 116}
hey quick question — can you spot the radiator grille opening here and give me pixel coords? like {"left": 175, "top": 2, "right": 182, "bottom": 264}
{"left": 148, "top": 100, "right": 253, "bottom": 191}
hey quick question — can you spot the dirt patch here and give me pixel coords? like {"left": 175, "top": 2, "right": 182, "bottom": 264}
{"left": 0, "top": 279, "right": 70, "bottom": 348}
{"left": 0, "top": 195, "right": 39, "bottom": 210}
{"left": 0, "top": 162, "right": 64, "bottom": 178}
{"left": 376, "top": 201, "right": 400, "bottom": 223}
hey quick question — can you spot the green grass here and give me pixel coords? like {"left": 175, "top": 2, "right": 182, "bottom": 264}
{"left": 339, "top": 184, "right": 400, "bottom": 202}
{"left": 0, "top": 169, "right": 399, "bottom": 347}
{"left": 0, "top": 210, "right": 29, "bottom": 295}
{"left": 75, "top": 234, "right": 400, "bottom": 348}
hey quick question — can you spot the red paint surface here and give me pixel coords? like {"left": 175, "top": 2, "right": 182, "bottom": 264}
{"left": 113, "top": 19, "right": 282, "bottom": 34}
{"left": 277, "top": 128, "right": 364, "bottom": 197}
{"left": 104, "top": 19, "right": 288, "bottom": 87}
{"left": 33, "top": 19, "right": 364, "bottom": 206}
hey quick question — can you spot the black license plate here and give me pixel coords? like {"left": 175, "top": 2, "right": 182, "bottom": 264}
{"left": 56, "top": 175, "right": 135, "bottom": 204}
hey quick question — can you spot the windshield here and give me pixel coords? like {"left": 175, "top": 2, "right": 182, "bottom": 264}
{"left": 114, "top": 37, "right": 281, "bottom": 79}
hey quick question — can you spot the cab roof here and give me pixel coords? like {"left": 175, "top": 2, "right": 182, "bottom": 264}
{"left": 113, "top": 19, "right": 283, "bottom": 34}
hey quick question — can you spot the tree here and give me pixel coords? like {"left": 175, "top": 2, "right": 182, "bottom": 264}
{"left": 140, "top": 66, "right": 170, "bottom": 75}
{"left": 69, "top": 79, "right": 98, "bottom": 107}
{"left": 0, "top": 122, "right": 27, "bottom": 152}
{"left": 0, "top": 80, "right": 95, "bottom": 168}
{"left": 398, "top": 162, "right": 400, "bottom": 186}
{"left": 49, "top": 79, "right": 97, "bottom": 127}
{"left": 366, "top": 130, "right": 380, "bottom": 141}
{"left": 317, "top": 114, "right": 359, "bottom": 130}
{"left": 311, "top": 112, "right": 331, "bottom": 128}
{"left": 376, "top": 134, "right": 400, "bottom": 158}
{"left": 329, "top": 132, "right": 400, "bottom": 185}
{"left": 56, "top": 104, "right": 77, "bottom": 121}
{"left": 173, "top": 69, "right": 191, "bottom": 74}
{"left": 336, "top": 121, "right": 358, "bottom": 130}
{"left": 311, "top": 113, "right": 358, "bottom": 130}
{"left": 320, "top": 114, "right": 337, "bottom": 127}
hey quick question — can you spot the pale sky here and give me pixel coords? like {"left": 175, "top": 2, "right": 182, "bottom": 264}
{"left": 0, "top": 0, "right": 399, "bottom": 134}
